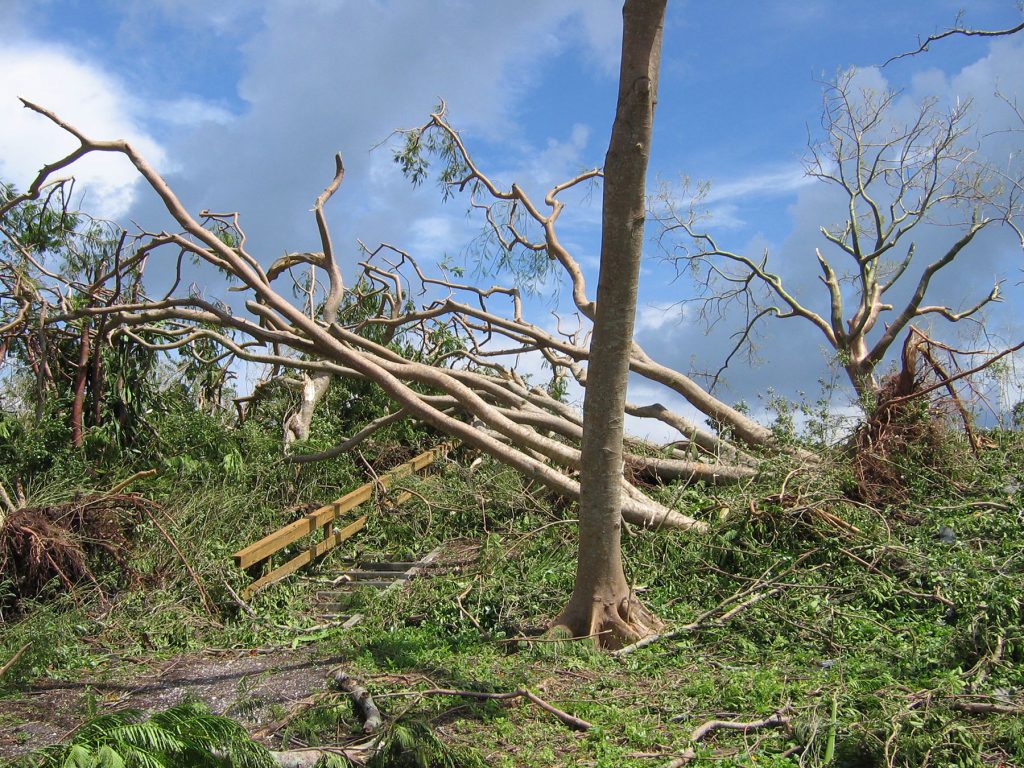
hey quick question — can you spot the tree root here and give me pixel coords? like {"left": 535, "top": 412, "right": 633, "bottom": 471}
{"left": 551, "top": 592, "right": 665, "bottom": 651}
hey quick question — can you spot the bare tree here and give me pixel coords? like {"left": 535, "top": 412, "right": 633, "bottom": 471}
{"left": 6, "top": 0, "right": 860, "bottom": 651}
{"left": 267, "top": 160, "right": 346, "bottom": 452}
{"left": 655, "top": 70, "right": 1022, "bottom": 399}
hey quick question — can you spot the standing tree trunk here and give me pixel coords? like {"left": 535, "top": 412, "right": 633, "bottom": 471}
{"left": 551, "top": 0, "right": 668, "bottom": 648}
{"left": 70, "top": 320, "right": 91, "bottom": 448}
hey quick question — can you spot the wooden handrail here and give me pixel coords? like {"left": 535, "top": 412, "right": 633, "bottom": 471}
{"left": 231, "top": 443, "right": 450, "bottom": 597}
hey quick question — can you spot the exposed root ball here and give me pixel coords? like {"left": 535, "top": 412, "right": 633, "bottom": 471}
{"left": 851, "top": 330, "right": 968, "bottom": 508}
{"left": 0, "top": 493, "right": 153, "bottom": 610}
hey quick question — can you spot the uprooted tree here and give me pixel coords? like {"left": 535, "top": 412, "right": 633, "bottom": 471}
{"left": 653, "top": 68, "right": 1023, "bottom": 399}
{"left": 0, "top": 31, "right": 794, "bottom": 510}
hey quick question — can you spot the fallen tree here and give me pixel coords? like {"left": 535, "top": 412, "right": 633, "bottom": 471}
{"left": 0, "top": 87, "right": 781, "bottom": 535}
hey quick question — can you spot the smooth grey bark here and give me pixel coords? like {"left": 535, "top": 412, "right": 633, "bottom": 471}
{"left": 552, "top": 0, "right": 668, "bottom": 647}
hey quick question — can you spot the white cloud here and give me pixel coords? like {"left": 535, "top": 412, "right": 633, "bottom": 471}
{"left": 109, "top": 1, "right": 624, "bottom": 266}
{"left": 574, "top": 0, "right": 624, "bottom": 74}
{"left": 153, "top": 97, "right": 235, "bottom": 128}
{"left": 409, "top": 215, "right": 457, "bottom": 257}
{"left": 701, "top": 166, "right": 815, "bottom": 205}
{"left": 0, "top": 42, "right": 166, "bottom": 218}
{"left": 704, "top": 203, "right": 746, "bottom": 229}
{"left": 636, "top": 301, "right": 685, "bottom": 333}
{"left": 527, "top": 123, "right": 593, "bottom": 189}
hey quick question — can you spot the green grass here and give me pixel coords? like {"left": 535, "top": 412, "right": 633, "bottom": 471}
{"left": 4, "top": 432, "right": 1023, "bottom": 767}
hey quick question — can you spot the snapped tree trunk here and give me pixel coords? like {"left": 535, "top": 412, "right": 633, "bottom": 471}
{"left": 283, "top": 371, "right": 332, "bottom": 451}
{"left": 551, "top": 0, "right": 668, "bottom": 648}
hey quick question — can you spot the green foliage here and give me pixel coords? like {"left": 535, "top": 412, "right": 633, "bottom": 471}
{"left": 320, "top": 434, "right": 1023, "bottom": 766}
{"left": 17, "top": 700, "right": 277, "bottom": 768}
{"left": 758, "top": 381, "right": 852, "bottom": 449}
{"left": 392, "top": 111, "right": 468, "bottom": 199}
{"left": 391, "top": 113, "right": 555, "bottom": 290}
{"left": 3, "top": 430, "right": 1023, "bottom": 766}
{"left": 0, "top": 597, "right": 96, "bottom": 690}
{"left": 0, "top": 181, "right": 78, "bottom": 257}
{"left": 1, "top": 195, "right": 158, "bottom": 462}
{"left": 368, "top": 720, "right": 486, "bottom": 768}
{"left": 1011, "top": 399, "right": 1024, "bottom": 429}
{"left": 1, "top": 242, "right": 1021, "bottom": 768}
{"left": 0, "top": 397, "right": 81, "bottom": 479}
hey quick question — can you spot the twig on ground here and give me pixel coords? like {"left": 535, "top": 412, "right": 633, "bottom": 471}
{"left": 222, "top": 578, "right": 257, "bottom": 617}
{"left": 614, "top": 588, "right": 782, "bottom": 657}
{"left": 964, "top": 634, "right": 1005, "bottom": 690}
{"left": 141, "top": 503, "right": 217, "bottom": 616}
{"left": 894, "top": 588, "right": 956, "bottom": 608}
{"left": 270, "top": 744, "right": 373, "bottom": 768}
{"left": 503, "top": 518, "right": 579, "bottom": 559}
{"left": 950, "top": 700, "right": 1022, "bottom": 715}
{"left": 837, "top": 547, "right": 884, "bottom": 574}
{"left": 664, "top": 708, "right": 793, "bottom": 768}
{"left": 252, "top": 696, "right": 318, "bottom": 739}
{"left": 809, "top": 505, "right": 861, "bottom": 534}
{"left": 377, "top": 687, "right": 592, "bottom": 731}
{"left": 455, "top": 582, "right": 485, "bottom": 633}
{"left": 496, "top": 629, "right": 611, "bottom": 645}
{"left": 614, "top": 549, "right": 819, "bottom": 657}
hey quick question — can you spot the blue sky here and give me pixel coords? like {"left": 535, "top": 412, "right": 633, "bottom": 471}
{"left": 2, "top": 1, "right": 1022, "bottom": 435}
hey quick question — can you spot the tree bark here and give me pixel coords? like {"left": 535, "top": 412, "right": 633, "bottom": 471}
{"left": 552, "top": 0, "right": 668, "bottom": 648}
{"left": 89, "top": 316, "right": 106, "bottom": 427}
{"left": 70, "top": 321, "right": 91, "bottom": 448}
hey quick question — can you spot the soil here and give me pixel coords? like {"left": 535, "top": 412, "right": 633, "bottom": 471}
{"left": 0, "top": 538, "right": 485, "bottom": 761}
{"left": 0, "top": 646, "right": 344, "bottom": 760}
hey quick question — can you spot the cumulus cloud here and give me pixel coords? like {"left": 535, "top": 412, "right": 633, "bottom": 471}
{"left": 99, "top": 1, "right": 626, "bottom": 275}
{"left": 151, "top": 97, "right": 235, "bottom": 128}
{"left": 0, "top": 42, "right": 166, "bottom": 218}
{"left": 7, "top": 1, "right": 1020, "bottom": 427}
{"left": 4, "top": 1, "right": 628, "bottom": 321}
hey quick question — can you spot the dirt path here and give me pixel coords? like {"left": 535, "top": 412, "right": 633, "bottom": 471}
{"left": 0, "top": 646, "right": 343, "bottom": 760}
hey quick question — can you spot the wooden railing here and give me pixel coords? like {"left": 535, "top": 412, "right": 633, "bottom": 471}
{"left": 232, "top": 444, "right": 449, "bottom": 598}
